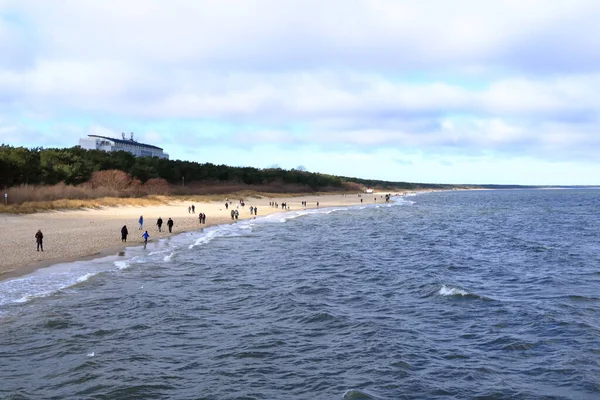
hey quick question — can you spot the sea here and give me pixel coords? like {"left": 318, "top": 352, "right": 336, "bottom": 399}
{"left": 1, "top": 189, "right": 599, "bottom": 400}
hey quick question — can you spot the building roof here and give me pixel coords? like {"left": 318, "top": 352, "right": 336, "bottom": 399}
{"left": 88, "top": 135, "right": 164, "bottom": 151}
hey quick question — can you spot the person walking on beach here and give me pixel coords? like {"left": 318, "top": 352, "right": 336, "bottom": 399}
{"left": 191, "top": 204, "right": 195, "bottom": 213}
{"left": 142, "top": 231, "right": 149, "bottom": 248}
{"left": 121, "top": 225, "right": 128, "bottom": 242}
{"left": 167, "top": 218, "right": 174, "bottom": 233}
{"left": 35, "top": 229, "right": 44, "bottom": 251}
{"left": 157, "top": 217, "right": 163, "bottom": 232}
{"left": 138, "top": 215, "right": 144, "bottom": 230}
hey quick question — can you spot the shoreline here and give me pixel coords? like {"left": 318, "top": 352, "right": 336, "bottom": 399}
{"left": 0, "top": 192, "right": 402, "bottom": 282}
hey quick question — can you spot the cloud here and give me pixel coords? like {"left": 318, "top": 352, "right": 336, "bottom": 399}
{"left": 2, "top": 0, "right": 600, "bottom": 183}
{"left": 3, "top": 0, "right": 600, "bottom": 73}
{"left": 393, "top": 158, "right": 413, "bottom": 166}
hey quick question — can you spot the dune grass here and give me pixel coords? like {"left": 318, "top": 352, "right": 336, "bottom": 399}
{"left": 0, "top": 186, "right": 361, "bottom": 214}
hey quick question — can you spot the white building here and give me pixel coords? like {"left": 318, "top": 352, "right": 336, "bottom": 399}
{"left": 78, "top": 134, "right": 169, "bottom": 159}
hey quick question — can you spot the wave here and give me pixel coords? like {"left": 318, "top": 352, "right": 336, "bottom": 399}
{"left": 566, "top": 294, "right": 600, "bottom": 302}
{"left": 77, "top": 273, "right": 95, "bottom": 283}
{"left": 343, "top": 389, "right": 379, "bottom": 399}
{"left": 114, "top": 260, "right": 131, "bottom": 270}
{"left": 0, "top": 253, "right": 136, "bottom": 308}
{"left": 189, "top": 229, "right": 221, "bottom": 249}
{"left": 187, "top": 207, "right": 349, "bottom": 249}
{"left": 438, "top": 285, "right": 492, "bottom": 301}
{"left": 0, "top": 268, "right": 98, "bottom": 308}
{"left": 439, "top": 284, "right": 470, "bottom": 296}
{"left": 188, "top": 224, "right": 250, "bottom": 249}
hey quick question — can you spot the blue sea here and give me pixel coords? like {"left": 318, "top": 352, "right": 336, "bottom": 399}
{"left": 1, "top": 189, "right": 600, "bottom": 399}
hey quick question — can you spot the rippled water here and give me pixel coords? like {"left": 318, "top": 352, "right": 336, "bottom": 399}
{"left": 1, "top": 190, "right": 600, "bottom": 399}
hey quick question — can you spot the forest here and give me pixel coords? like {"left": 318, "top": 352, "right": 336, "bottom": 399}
{"left": 0, "top": 145, "right": 453, "bottom": 191}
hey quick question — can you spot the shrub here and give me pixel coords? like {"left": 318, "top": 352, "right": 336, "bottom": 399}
{"left": 90, "top": 170, "right": 133, "bottom": 191}
{"left": 143, "top": 178, "right": 171, "bottom": 195}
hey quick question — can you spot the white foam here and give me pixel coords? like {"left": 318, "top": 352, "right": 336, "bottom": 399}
{"left": 163, "top": 252, "right": 175, "bottom": 262}
{"left": 0, "top": 254, "right": 131, "bottom": 307}
{"left": 14, "top": 295, "right": 31, "bottom": 304}
{"left": 281, "top": 213, "right": 304, "bottom": 220}
{"left": 77, "top": 273, "right": 95, "bottom": 283}
{"left": 189, "top": 229, "right": 224, "bottom": 249}
{"left": 129, "top": 255, "right": 147, "bottom": 264}
{"left": 439, "top": 284, "right": 469, "bottom": 296}
{"left": 188, "top": 223, "right": 255, "bottom": 249}
{"left": 114, "top": 260, "right": 131, "bottom": 270}
{"left": 87, "top": 352, "right": 95, "bottom": 357}
{"left": 325, "top": 207, "right": 349, "bottom": 214}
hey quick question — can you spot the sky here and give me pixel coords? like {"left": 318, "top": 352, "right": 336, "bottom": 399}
{"left": 1, "top": 0, "right": 600, "bottom": 185}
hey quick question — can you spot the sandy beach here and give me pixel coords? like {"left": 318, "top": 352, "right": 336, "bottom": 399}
{"left": 0, "top": 192, "right": 390, "bottom": 281}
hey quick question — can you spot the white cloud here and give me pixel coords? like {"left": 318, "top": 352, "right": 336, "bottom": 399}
{"left": 2, "top": 0, "right": 600, "bottom": 72}
{"left": 2, "top": 0, "right": 600, "bottom": 183}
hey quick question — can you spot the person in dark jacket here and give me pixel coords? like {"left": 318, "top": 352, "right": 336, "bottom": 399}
{"left": 35, "top": 229, "right": 44, "bottom": 251}
{"left": 121, "top": 225, "right": 128, "bottom": 242}
{"left": 157, "top": 217, "right": 163, "bottom": 232}
{"left": 167, "top": 218, "right": 174, "bottom": 233}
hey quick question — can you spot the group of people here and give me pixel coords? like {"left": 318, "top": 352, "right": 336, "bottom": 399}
{"left": 121, "top": 204, "right": 211, "bottom": 246}
{"left": 269, "top": 201, "right": 290, "bottom": 209}
{"left": 121, "top": 215, "right": 175, "bottom": 244}
{"left": 268, "top": 200, "right": 320, "bottom": 209}
{"left": 155, "top": 216, "right": 174, "bottom": 233}
{"left": 36, "top": 196, "right": 348, "bottom": 252}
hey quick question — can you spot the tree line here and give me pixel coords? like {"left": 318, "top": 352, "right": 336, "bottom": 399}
{"left": 0, "top": 144, "right": 450, "bottom": 191}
